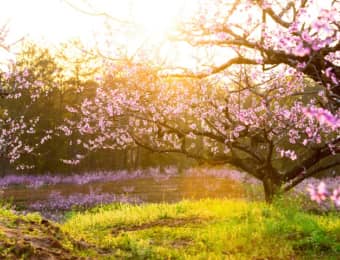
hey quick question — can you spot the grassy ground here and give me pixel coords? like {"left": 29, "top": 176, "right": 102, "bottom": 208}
{"left": 63, "top": 199, "right": 340, "bottom": 259}
{"left": 1, "top": 198, "right": 339, "bottom": 259}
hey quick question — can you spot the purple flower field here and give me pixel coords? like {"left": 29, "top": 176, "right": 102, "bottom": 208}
{"left": 1, "top": 167, "right": 339, "bottom": 221}
{"left": 0, "top": 170, "right": 147, "bottom": 189}
{"left": 29, "top": 189, "right": 142, "bottom": 212}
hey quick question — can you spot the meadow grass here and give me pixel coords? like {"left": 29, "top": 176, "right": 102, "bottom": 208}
{"left": 62, "top": 198, "right": 340, "bottom": 259}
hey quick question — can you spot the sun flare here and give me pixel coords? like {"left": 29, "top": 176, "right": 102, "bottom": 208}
{"left": 107, "top": 0, "right": 196, "bottom": 44}
{"left": 0, "top": 0, "right": 199, "bottom": 67}
{"left": 95, "top": 0, "right": 199, "bottom": 63}
{"left": 132, "top": 0, "right": 182, "bottom": 34}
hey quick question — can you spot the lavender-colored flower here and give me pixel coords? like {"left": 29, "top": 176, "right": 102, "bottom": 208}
{"left": 29, "top": 189, "right": 142, "bottom": 212}
{"left": 0, "top": 168, "right": 163, "bottom": 189}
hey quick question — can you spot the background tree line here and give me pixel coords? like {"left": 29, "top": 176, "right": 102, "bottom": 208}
{"left": 0, "top": 41, "right": 194, "bottom": 174}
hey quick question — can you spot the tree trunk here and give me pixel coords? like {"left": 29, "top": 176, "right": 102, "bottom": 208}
{"left": 262, "top": 177, "right": 280, "bottom": 203}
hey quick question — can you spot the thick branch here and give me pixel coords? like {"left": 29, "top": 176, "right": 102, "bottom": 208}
{"left": 283, "top": 160, "right": 340, "bottom": 192}
{"left": 128, "top": 130, "right": 228, "bottom": 164}
{"left": 167, "top": 57, "right": 259, "bottom": 78}
{"left": 283, "top": 138, "right": 340, "bottom": 183}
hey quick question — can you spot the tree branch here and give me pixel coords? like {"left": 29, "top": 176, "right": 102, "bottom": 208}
{"left": 283, "top": 160, "right": 340, "bottom": 192}
{"left": 166, "top": 57, "right": 259, "bottom": 78}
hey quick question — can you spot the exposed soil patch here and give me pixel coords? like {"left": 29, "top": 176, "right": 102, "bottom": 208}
{"left": 171, "top": 237, "right": 193, "bottom": 248}
{"left": 111, "top": 216, "right": 208, "bottom": 235}
{"left": 0, "top": 214, "right": 89, "bottom": 259}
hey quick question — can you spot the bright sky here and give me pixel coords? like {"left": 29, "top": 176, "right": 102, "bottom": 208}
{"left": 0, "top": 0, "right": 336, "bottom": 70}
{"left": 1, "top": 0, "right": 95, "bottom": 44}
{"left": 0, "top": 0, "right": 201, "bottom": 66}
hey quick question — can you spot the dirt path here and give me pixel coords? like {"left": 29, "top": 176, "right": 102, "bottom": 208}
{"left": 0, "top": 212, "right": 89, "bottom": 259}
{"left": 111, "top": 216, "right": 209, "bottom": 235}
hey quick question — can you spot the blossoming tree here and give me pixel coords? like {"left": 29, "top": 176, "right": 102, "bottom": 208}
{"left": 1, "top": 1, "right": 337, "bottom": 187}
{"left": 61, "top": 0, "right": 339, "bottom": 201}
{"left": 62, "top": 61, "right": 338, "bottom": 202}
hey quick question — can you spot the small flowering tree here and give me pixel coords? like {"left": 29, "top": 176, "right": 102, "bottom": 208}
{"left": 0, "top": 66, "right": 46, "bottom": 171}
{"left": 0, "top": 30, "right": 43, "bottom": 172}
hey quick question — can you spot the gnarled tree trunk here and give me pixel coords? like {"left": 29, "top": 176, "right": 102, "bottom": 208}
{"left": 262, "top": 177, "right": 281, "bottom": 203}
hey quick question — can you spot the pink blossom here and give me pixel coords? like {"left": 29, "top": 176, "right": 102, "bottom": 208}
{"left": 23, "top": 69, "right": 29, "bottom": 77}
{"left": 330, "top": 187, "right": 340, "bottom": 207}
{"left": 307, "top": 182, "right": 328, "bottom": 204}
{"left": 304, "top": 107, "right": 340, "bottom": 129}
